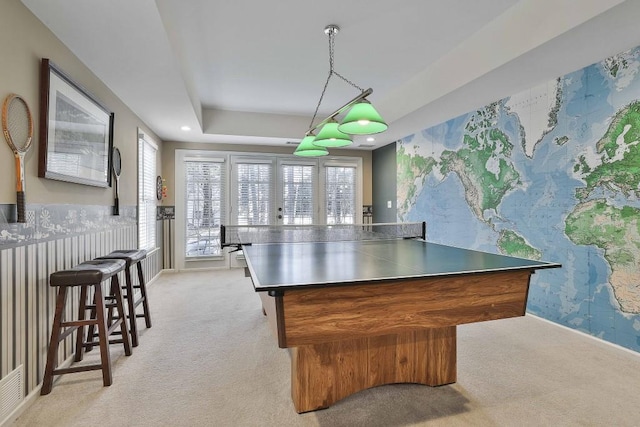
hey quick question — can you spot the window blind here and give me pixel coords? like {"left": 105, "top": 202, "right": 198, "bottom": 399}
{"left": 138, "top": 136, "right": 157, "bottom": 250}
{"left": 325, "top": 165, "right": 356, "bottom": 224}
{"left": 185, "top": 159, "right": 225, "bottom": 257}
{"left": 281, "top": 164, "right": 314, "bottom": 225}
{"left": 236, "top": 162, "right": 272, "bottom": 225}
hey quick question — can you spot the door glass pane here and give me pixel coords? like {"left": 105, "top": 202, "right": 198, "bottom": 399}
{"left": 185, "top": 161, "right": 224, "bottom": 257}
{"left": 237, "top": 163, "right": 271, "bottom": 225}
{"left": 282, "top": 164, "right": 314, "bottom": 225}
{"left": 326, "top": 166, "right": 356, "bottom": 224}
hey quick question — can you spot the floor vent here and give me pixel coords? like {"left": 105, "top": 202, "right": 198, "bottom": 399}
{"left": 0, "top": 365, "right": 24, "bottom": 424}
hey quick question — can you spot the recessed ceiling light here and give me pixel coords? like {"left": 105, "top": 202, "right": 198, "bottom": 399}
{"left": 366, "top": 137, "right": 375, "bottom": 142}
{"left": 180, "top": 125, "right": 191, "bottom": 131}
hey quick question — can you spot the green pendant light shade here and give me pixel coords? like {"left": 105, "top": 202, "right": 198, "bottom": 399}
{"left": 294, "top": 134, "right": 329, "bottom": 157}
{"left": 292, "top": 25, "right": 388, "bottom": 155}
{"left": 312, "top": 120, "right": 353, "bottom": 147}
{"left": 338, "top": 99, "right": 388, "bottom": 135}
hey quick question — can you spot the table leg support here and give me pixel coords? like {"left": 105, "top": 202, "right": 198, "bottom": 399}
{"left": 423, "top": 326, "right": 457, "bottom": 386}
{"left": 290, "top": 327, "right": 457, "bottom": 413}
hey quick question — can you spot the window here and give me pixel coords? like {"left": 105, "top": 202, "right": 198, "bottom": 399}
{"left": 174, "top": 150, "right": 362, "bottom": 270}
{"left": 325, "top": 165, "right": 356, "bottom": 224}
{"left": 281, "top": 164, "right": 315, "bottom": 224}
{"left": 185, "top": 158, "right": 225, "bottom": 257}
{"left": 138, "top": 133, "right": 157, "bottom": 250}
{"left": 235, "top": 161, "right": 272, "bottom": 225}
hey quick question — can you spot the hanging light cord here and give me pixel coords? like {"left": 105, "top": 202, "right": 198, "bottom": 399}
{"left": 308, "top": 26, "right": 366, "bottom": 131}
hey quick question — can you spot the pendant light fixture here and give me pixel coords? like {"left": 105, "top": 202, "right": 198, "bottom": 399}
{"left": 337, "top": 99, "right": 388, "bottom": 135}
{"left": 294, "top": 132, "right": 329, "bottom": 157}
{"left": 294, "top": 24, "right": 388, "bottom": 156}
{"left": 312, "top": 119, "right": 352, "bottom": 147}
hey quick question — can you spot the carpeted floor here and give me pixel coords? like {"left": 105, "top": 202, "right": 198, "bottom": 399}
{"left": 11, "top": 269, "right": 640, "bottom": 426}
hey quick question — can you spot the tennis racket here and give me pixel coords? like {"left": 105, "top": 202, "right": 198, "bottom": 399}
{"left": 2, "top": 94, "right": 33, "bottom": 223}
{"left": 112, "top": 147, "right": 122, "bottom": 215}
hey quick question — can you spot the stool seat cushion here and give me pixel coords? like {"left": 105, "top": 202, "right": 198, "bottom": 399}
{"left": 96, "top": 249, "right": 147, "bottom": 266}
{"left": 50, "top": 259, "right": 126, "bottom": 287}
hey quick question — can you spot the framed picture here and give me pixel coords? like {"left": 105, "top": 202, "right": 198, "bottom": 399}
{"left": 38, "top": 58, "right": 114, "bottom": 187}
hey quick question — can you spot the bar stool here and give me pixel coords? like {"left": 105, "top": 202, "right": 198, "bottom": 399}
{"left": 41, "top": 260, "right": 132, "bottom": 395}
{"left": 96, "top": 249, "right": 151, "bottom": 347}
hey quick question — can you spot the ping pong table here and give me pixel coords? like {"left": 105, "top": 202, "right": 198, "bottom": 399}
{"left": 221, "top": 222, "right": 561, "bottom": 413}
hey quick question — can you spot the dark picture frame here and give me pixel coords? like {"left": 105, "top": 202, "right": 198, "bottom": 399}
{"left": 38, "top": 58, "right": 113, "bottom": 187}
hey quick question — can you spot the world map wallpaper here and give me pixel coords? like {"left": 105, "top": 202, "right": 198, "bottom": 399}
{"left": 398, "top": 44, "right": 640, "bottom": 352}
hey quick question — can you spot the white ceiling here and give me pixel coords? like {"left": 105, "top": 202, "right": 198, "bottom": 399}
{"left": 20, "top": 0, "right": 640, "bottom": 150}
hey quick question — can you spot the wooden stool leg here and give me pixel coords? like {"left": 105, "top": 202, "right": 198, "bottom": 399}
{"left": 106, "top": 279, "right": 117, "bottom": 330}
{"left": 74, "top": 285, "right": 88, "bottom": 362}
{"left": 93, "top": 283, "right": 113, "bottom": 387}
{"left": 136, "top": 262, "right": 152, "bottom": 328}
{"left": 85, "top": 289, "right": 97, "bottom": 353}
{"left": 112, "top": 275, "right": 132, "bottom": 356}
{"left": 41, "top": 287, "right": 68, "bottom": 395}
{"left": 123, "top": 266, "right": 139, "bottom": 347}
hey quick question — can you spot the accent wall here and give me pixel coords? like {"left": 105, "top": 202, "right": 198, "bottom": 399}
{"left": 397, "top": 44, "right": 640, "bottom": 352}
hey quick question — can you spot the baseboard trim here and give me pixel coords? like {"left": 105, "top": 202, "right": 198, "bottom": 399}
{"left": 527, "top": 313, "right": 640, "bottom": 358}
{"left": 0, "top": 355, "right": 75, "bottom": 427}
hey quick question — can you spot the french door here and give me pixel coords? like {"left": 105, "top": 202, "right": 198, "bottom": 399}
{"left": 276, "top": 159, "right": 318, "bottom": 225}
{"left": 231, "top": 157, "right": 319, "bottom": 225}
{"left": 175, "top": 150, "right": 361, "bottom": 270}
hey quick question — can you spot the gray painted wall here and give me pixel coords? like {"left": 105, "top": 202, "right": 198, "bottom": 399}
{"left": 372, "top": 142, "right": 397, "bottom": 223}
{"left": 0, "top": 3, "right": 164, "bottom": 415}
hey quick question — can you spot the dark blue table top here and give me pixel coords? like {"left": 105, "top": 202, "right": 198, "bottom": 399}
{"left": 242, "top": 239, "right": 561, "bottom": 292}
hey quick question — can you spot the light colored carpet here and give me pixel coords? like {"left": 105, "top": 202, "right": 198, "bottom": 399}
{"left": 11, "top": 269, "right": 640, "bottom": 426}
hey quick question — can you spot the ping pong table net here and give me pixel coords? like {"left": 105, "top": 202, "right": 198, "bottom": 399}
{"left": 220, "top": 222, "right": 426, "bottom": 248}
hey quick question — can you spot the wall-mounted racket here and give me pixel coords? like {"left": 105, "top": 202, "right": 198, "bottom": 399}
{"left": 112, "top": 147, "right": 122, "bottom": 215}
{"left": 2, "top": 94, "right": 33, "bottom": 223}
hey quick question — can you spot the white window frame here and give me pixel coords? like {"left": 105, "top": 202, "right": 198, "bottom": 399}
{"left": 138, "top": 130, "right": 158, "bottom": 251}
{"left": 277, "top": 158, "right": 319, "bottom": 225}
{"left": 174, "top": 150, "right": 363, "bottom": 271}
{"left": 319, "top": 158, "right": 363, "bottom": 225}
{"left": 175, "top": 150, "right": 229, "bottom": 270}
{"left": 230, "top": 156, "right": 276, "bottom": 226}
{"left": 184, "top": 156, "right": 226, "bottom": 259}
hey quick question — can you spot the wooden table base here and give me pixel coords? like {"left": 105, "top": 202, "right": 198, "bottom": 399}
{"left": 290, "top": 327, "right": 456, "bottom": 413}
{"left": 256, "top": 269, "right": 536, "bottom": 413}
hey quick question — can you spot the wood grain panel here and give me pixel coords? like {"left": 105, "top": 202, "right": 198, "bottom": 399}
{"left": 259, "top": 292, "right": 285, "bottom": 347}
{"left": 291, "top": 337, "right": 369, "bottom": 413}
{"left": 423, "top": 327, "right": 456, "bottom": 385}
{"left": 280, "top": 270, "right": 531, "bottom": 346}
{"left": 368, "top": 327, "right": 457, "bottom": 387}
{"left": 367, "top": 334, "right": 406, "bottom": 386}
{"left": 290, "top": 328, "right": 456, "bottom": 413}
